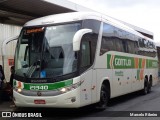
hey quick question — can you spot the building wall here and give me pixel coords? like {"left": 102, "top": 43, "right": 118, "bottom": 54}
{"left": 0, "top": 23, "right": 21, "bottom": 82}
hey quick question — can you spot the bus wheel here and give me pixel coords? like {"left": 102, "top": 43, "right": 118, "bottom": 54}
{"left": 147, "top": 80, "right": 152, "bottom": 93}
{"left": 142, "top": 78, "right": 148, "bottom": 95}
{"left": 96, "top": 84, "right": 109, "bottom": 110}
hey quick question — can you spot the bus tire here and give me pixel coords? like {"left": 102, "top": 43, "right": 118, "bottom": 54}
{"left": 142, "top": 78, "right": 148, "bottom": 95}
{"left": 96, "top": 84, "right": 109, "bottom": 110}
{"left": 147, "top": 80, "right": 152, "bottom": 93}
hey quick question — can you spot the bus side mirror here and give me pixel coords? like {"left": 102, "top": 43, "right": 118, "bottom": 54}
{"left": 73, "top": 29, "right": 92, "bottom": 51}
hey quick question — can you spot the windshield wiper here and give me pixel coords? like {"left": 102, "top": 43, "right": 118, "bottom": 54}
{"left": 26, "top": 57, "right": 41, "bottom": 78}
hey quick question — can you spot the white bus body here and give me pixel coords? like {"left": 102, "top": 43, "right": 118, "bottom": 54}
{"left": 13, "top": 12, "right": 158, "bottom": 109}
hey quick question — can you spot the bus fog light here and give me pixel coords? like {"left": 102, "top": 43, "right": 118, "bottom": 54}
{"left": 17, "top": 88, "right": 22, "bottom": 93}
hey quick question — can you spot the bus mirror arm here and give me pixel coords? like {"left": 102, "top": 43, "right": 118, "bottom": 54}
{"left": 73, "top": 29, "right": 92, "bottom": 51}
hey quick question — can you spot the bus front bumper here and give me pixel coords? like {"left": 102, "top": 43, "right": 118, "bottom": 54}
{"left": 13, "top": 88, "right": 80, "bottom": 108}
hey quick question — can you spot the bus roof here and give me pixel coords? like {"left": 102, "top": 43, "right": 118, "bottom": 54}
{"left": 24, "top": 12, "right": 153, "bottom": 42}
{"left": 24, "top": 12, "right": 101, "bottom": 26}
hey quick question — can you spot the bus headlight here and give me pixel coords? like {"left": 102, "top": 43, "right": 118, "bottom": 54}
{"left": 59, "top": 80, "right": 84, "bottom": 93}
{"left": 60, "top": 88, "right": 67, "bottom": 92}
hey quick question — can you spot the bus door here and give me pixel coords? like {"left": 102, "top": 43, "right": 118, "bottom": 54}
{"left": 79, "top": 39, "right": 92, "bottom": 105}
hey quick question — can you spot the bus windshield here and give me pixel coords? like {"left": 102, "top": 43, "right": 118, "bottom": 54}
{"left": 15, "top": 23, "right": 81, "bottom": 78}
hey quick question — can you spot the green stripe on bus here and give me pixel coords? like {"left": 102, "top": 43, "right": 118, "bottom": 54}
{"left": 13, "top": 80, "right": 16, "bottom": 86}
{"left": 137, "top": 69, "right": 140, "bottom": 80}
{"left": 146, "top": 59, "right": 149, "bottom": 68}
{"left": 107, "top": 54, "right": 158, "bottom": 69}
{"left": 147, "top": 59, "right": 158, "bottom": 68}
{"left": 15, "top": 79, "right": 73, "bottom": 90}
{"left": 139, "top": 58, "right": 142, "bottom": 69}
{"left": 107, "top": 54, "right": 111, "bottom": 69}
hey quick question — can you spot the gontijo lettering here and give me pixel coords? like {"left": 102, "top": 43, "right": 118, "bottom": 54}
{"left": 115, "top": 58, "right": 132, "bottom": 66}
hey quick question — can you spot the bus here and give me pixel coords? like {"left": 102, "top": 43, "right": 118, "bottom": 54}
{"left": 13, "top": 12, "right": 158, "bottom": 109}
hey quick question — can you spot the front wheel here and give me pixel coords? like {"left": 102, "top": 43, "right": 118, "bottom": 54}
{"left": 96, "top": 84, "right": 109, "bottom": 110}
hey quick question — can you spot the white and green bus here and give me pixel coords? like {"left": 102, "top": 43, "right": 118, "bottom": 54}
{"left": 13, "top": 12, "right": 158, "bottom": 109}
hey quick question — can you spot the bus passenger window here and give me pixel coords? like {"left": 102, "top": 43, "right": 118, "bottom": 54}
{"left": 122, "top": 41, "right": 128, "bottom": 53}
{"left": 127, "top": 41, "right": 136, "bottom": 54}
{"left": 100, "top": 37, "right": 114, "bottom": 55}
{"left": 115, "top": 39, "right": 124, "bottom": 52}
{"left": 134, "top": 41, "right": 139, "bottom": 54}
{"left": 138, "top": 38, "right": 145, "bottom": 48}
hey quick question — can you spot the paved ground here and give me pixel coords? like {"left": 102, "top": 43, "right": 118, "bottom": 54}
{"left": 1, "top": 81, "right": 160, "bottom": 120}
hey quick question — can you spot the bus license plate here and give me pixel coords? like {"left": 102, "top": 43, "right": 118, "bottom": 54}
{"left": 34, "top": 100, "right": 46, "bottom": 104}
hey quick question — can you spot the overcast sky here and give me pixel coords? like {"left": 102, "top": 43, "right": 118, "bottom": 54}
{"left": 69, "top": 0, "right": 160, "bottom": 43}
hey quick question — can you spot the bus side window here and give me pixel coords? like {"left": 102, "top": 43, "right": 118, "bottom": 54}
{"left": 122, "top": 40, "right": 128, "bottom": 53}
{"left": 115, "top": 39, "right": 124, "bottom": 52}
{"left": 100, "top": 23, "right": 115, "bottom": 55}
{"left": 138, "top": 38, "right": 145, "bottom": 48}
{"left": 100, "top": 37, "right": 114, "bottom": 55}
{"left": 81, "top": 41, "right": 91, "bottom": 67}
{"left": 134, "top": 41, "right": 139, "bottom": 54}
{"left": 127, "top": 41, "right": 133, "bottom": 54}
{"left": 127, "top": 40, "right": 138, "bottom": 54}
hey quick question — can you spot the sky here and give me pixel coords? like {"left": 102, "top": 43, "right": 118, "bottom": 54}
{"left": 69, "top": 0, "right": 160, "bottom": 44}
